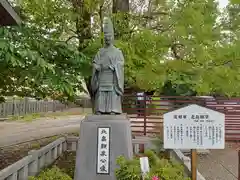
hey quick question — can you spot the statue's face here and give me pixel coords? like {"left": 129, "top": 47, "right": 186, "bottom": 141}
{"left": 104, "top": 33, "right": 113, "bottom": 46}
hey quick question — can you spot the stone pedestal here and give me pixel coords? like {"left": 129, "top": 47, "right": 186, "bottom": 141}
{"left": 74, "top": 114, "right": 133, "bottom": 180}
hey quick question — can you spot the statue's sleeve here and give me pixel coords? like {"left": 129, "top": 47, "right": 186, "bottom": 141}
{"left": 114, "top": 50, "right": 124, "bottom": 96}
{"left": 91, "top": 51, "right": 101, "bottom": 94}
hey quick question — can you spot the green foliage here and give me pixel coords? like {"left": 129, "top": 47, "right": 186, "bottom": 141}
{"left": 114, "top": 30, "right": 168, "bottom": 92}
{"left": 29, "top": 166, "right": 72, "bottom": 180}
{"left": 0, "top": 0, "right": 91, "bottom": 102}
{"left": 1, "top": 24, "right": 89, "bottom": 100}
{"left": 116, "top": 156, "right": 142, "bottom": 180}
{"left": 115, "top": 149, "right": 190, "bottom": 180}
{"left": 161, "top": 81, "right": 196, "bottom": 96}
{"left": 53, "top": 152, "right": 76, "bottom": 179}
{"left": 151, "top": 136, "right": 164, "bottom": 154}
{"left": 116, "top": 0, "right": 240, "bottom": 96}
{"left": 147, "top": 96, "right": 162, "bottom": 115}
{"left": 9, "top": 113, "right": 41, "bottom": 122}
{"left": 2, "top": 0, "right": 240, "bottom": 100}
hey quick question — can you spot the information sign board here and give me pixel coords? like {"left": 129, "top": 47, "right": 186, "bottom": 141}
{"left": 163, "top": 104, "right": 225, "bottom": 149}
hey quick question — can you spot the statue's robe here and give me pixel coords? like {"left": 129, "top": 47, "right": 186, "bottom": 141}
{"left": 91, "top": 45, "right": 124, "bottom": 114}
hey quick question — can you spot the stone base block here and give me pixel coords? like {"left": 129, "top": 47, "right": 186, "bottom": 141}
{"left": 74, "top": 114, "right": 133, "bottom": 180}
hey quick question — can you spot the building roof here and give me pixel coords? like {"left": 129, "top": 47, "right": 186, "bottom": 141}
{"left": 0, "top": 0, "right": 21, "bottom": 26}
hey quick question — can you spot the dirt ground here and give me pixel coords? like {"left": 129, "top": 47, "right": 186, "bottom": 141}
{"left": 0, "top": 133, "right": 78, "bottom": 171}
{"left": 0, "top": 136, "right": 60, "bottom": 170}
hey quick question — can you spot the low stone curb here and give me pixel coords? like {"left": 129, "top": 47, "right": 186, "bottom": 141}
{"left": 0, "top": 136, "right": 207, "bottom": 180}
{"left": 171, "top": 150, "right": 206, "bottom": 180}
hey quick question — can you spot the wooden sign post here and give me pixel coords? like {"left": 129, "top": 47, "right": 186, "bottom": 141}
{"left": 238, "top": 149, "right": 240, "bottom": 180}
{"left": 191, "top": 149, "right": 197, "bottom": 180}
{"left": 163, "top": 104, "right": 225, "bottom": 180}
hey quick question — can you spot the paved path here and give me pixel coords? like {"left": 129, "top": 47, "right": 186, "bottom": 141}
{"left": 0, "top": 115, "right": 84, "bottom": 147}
{"left": 198, "top": 143, "right": 239, "bottom": 180}
{"left": 0, "top": 115, "right": 141, "bottom": 147}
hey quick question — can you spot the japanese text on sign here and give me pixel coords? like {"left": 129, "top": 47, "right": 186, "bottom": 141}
{"left": 97, "top": 127, "right": 110, "bottom": 174}
{"left": 163, "top": 104, "right": 225, "bottom": 149}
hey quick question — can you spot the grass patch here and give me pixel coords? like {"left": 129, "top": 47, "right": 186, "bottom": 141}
{"left": 54, "top": 152, "right": 76, "bottom": 178}
{"left": 29, "top": 152, "right": 76, "bottom": 180}
{"left": 69, "top": 132, "right": 79, "bottom": 137}
{"left": 9, "top": 113, "right": 41, "bottom": 122}
{"left": 29, "top": 166, "right": 72, "bottom": 180}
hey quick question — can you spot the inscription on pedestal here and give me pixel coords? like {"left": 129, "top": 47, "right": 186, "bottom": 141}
{"left": 97, "top": 127, "right": 110, "bottom": 174}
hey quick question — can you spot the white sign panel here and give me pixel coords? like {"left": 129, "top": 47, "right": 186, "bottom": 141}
{"left": 97, "top": 127, "right": 110, "bottom": 174}
{"left": 163, "top": 104, "right": 225, "bottom": 149}
{"left": 140, "top": 157, "right": 150, "bottom": 175}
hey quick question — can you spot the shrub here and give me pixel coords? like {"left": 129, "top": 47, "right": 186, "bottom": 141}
{"left": 53, "top": 152, "right": 76, "bottom": 178}
{"left": 115, "top": 149, "right": 190, "bottom": 180}
{"left": 29, "top": 166, "right": 72, "bottom": 180}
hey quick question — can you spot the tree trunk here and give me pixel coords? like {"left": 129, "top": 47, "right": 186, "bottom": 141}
{"left": 99, "top": 1, "right": 104, "bottom": 46}
{"left": 112, "top": 0, "right": 130, "bottom": 39}
{"left": 71, "top": 0, "right": 93, "bottom": 112}
{"left": 112, "top": 0, "right": 129, "bottom": 13}
{"left": 71, "top": 0, "right": 92, "bottom": 51}
{"left": 84, "top": 77, "right": 95, "bottom": 113}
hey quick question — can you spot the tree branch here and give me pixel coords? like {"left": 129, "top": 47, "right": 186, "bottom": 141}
{"left": 99, "top": 2, "right": 104, "bottom": 46}
{"left": 150, "top": 24, "right": 173, "bottom": 33}
{"left": 171, "top": 43, "right": 184, "bottom": 60}
{"left": 66, "top": 35, "right": 78, "bottom": 43}
{"left": 69, "top": 29, "right": 77, "bottom": 34}
{"left": 142, "top": 12, "right": 169, "bottom": 19}
{"left": 211, "top": 60, "right": 232, "bottom": 67}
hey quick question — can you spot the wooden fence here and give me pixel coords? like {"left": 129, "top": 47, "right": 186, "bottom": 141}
{"left": 0, "top": 96, "right": 93, "bottom": 119}
{"left": 123, "top": 95, "right": 240, "bottom": 141}
{"left": 6, "top": 94, "right": 240, "bottom": 141}
{"left": 0, "top": 98, "right": 67, "bottom": 118}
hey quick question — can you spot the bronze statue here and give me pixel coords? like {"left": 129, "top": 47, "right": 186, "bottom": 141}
{"left": 91, "top": 18, "right": 124, "bottom": 115}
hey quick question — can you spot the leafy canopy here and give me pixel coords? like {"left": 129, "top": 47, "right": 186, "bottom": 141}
{"left": 1, "top": 0, "right": 240, "bottom": 100}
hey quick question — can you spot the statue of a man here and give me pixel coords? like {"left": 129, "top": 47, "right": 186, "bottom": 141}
{"left": 91, "top": 18, "right": 124, "bottom": 115}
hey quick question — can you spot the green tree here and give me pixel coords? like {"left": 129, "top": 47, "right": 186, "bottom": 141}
{"left": 119, "top": 0, "right": 240, "bottom": 96}
{"left": 1, "top": 0, "right": 240, "bottom": 102}
{"left": 0, "top": 0, "right": 93, "bottom": 101}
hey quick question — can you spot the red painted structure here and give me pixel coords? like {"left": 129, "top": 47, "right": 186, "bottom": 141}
{"left": 123, "top": 95, "right": 240, "bottom": 141}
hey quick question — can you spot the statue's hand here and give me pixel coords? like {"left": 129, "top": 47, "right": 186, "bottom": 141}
{"left": 109, "top": 65, "right": 115, "bottom": 71}
{"left": 94, "top": 64, "right": 101, "bottom": 71}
